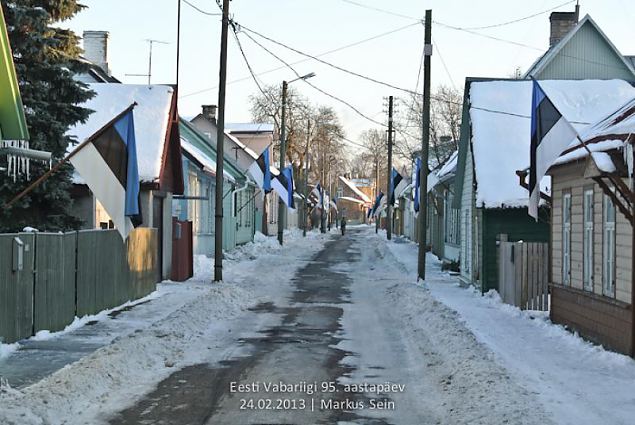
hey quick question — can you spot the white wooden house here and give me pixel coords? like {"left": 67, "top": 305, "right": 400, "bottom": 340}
{"left": 547, "top": 98, "right": 635, "bottom": 355}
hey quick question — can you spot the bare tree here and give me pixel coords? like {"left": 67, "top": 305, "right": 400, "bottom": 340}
{"left": 395, "top": 85, "right": 463, "bottom": 168}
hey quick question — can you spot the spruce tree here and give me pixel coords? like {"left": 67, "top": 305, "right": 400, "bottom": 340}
{"left": 0, "top": 0, "right": 93, "bottom": 232}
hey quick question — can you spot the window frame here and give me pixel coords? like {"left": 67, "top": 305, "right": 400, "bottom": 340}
{"left": 562, "top": 191, "right": 572, "bottom": 286}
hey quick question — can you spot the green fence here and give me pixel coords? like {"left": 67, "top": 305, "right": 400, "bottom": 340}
{"left": 0, "top": 228, "right": 158, "bottom": 344}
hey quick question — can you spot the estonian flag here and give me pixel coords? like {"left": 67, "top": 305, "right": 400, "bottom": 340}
{"left": 68, "top": 104, "right": 141, "bottom": 240}
{"left": 371, "top": 192, "right": 384, "bottom": 217}
{"left": 331, "top": 196, "right": 338, "bottom": 212}
{"left": 272, "top": 165, "right": 295, "bottom": 210}
{"left": 311, "top": 183, "right": 323, "bottom": 208}
{"left": 248, "top": 148, "right": 272, "bottom": 193}
{"left": 529, "top": 79, "right": 577, "bottom": 219}
{"left": 390, "top": 167, "right": 408, "bottom": 205}
{"left": 414, "top": 158, "right": 421, "bottom": 213}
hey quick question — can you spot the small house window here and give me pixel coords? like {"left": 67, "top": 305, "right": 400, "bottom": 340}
{"left": 583, "top": 188, "right": 594, "bottom": 291}
{"left": 562, "top": 192, "right": 572, "bottom": 286}
{"left": 603, "top": 194, "right": 616, "bottom": 297}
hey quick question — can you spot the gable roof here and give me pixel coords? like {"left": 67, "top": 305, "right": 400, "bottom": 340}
{"left": 67, "top": 84, "right": 179, "bottom": 185}
{"left": 225, "top": 123, "right": 275, "bottom": 134}
{"left": 467, "top": 79, "right": 635, "bottom": 208}
{"left": 179, "top": 118, "right": 245, "bottom": 183}
{"left": 551, "top": 97, "right": 635, "bottom": 169}
{"left": 338, "top": 175, "right": 371, "bottom": 203}
{"left": 524, "top": 15, "right": 635, "bottom": 80}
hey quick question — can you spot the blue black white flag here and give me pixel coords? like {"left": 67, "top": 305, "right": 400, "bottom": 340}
{"left": 272, "top": 165, "right": 295, "bottom": 210}
{"left": 69, "top": 104, "right": 141, "bottom": 240}
{"left": 248, "top": 148, "right": 272, "bottom": 193}
{"left": 371, "top": 192, "right": 384, "bottom": 217}
{"left": 390, "top": 167, "right": 408, "bottom": 205}
{"left": 529, "top": 79, "right": 578, "bottom": 219}
{"left": 414, "top": 158, "right": 421, "bottom": 213}
{"left": 311, "top": 183, "right": 324, "bottom": 208}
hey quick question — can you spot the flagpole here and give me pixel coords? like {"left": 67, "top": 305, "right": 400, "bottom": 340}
{"left": 4, "top": 102, "right": 137, "bottom": 209}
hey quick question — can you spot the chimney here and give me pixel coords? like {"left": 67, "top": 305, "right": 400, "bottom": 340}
{"left": 549, "top": 10, "right": 579, "bottom": 47}
{"left": 202, "top": 105, "right": 217, "bottom": 123}
{"left": 83, "top": 31, "right": 110, "bottom": 75}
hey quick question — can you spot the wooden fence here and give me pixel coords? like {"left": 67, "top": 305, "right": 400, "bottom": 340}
{"left": 0, "top": 228, "right": 158, "bottom": 344}
{"left": 498, "top": 235, "right": 549, "bottom": 311}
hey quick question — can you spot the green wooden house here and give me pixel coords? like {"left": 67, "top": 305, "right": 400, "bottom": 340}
{"left": 173, "top": 119, "right": 256, "bottom": 256}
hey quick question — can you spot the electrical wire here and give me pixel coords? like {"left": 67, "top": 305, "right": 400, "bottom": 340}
{"left": 239, "top": 30, "right": 388, "bottom": 128}
{"left": 451, "top": 0, "right": 576, "bottom": 30}
{"left": 179, "top": 21, "right": 420, "bottom": 99}
{"left": 238, "top": 23, "right": 420, "bottom": 97}
{"left": 338, "top": 0, "right": 422, "bottom": 21}
{"left": 182, "top": 0, "right": 220, "bottom": 16}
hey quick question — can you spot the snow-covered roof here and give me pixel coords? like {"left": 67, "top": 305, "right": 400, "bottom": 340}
{"left": 338, "top": 196, "right": 366, "bottom": 205}
{"left": 339, "top": 175, "right": 371, "bottom": 203}
{"left": 551, "top": 97, "right": 635, "bottom": 170}
{"left": 225, "top": 123, "right": 274, "bottom": 133}
{"left": 67, "top": 84, "right": 174, "bottom": 182}
{"left": 436, "top": 151, "right": 458, "bottom": 181}
{"left": 469, "top": 79, "right": 635, "bottom": 208}
{"left": 180, "top": 138, "right": 237, "bottom": 183}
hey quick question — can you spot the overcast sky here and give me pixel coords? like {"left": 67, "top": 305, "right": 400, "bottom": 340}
{"left": 64, "top": 0, "right": 634, "bottom": 147}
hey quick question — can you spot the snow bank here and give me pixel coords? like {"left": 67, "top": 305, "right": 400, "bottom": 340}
{"left": 0, "top": 230, "right": 331, "bottom": 425}
{"left": 381, "top": 232, "right": 635, "bottom": 425}
{"left": 0, "top": 343, "right": 19, "bottom": 361}
{"left": 469, "top": 79, "right": 635, "bottom": 208}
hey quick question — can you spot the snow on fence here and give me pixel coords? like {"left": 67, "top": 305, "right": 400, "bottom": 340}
{"left": 498, "top": 235, "right": 549, "bottom": 311}
{"left": 0, "top": 228, "right": 158, "bottom": 344}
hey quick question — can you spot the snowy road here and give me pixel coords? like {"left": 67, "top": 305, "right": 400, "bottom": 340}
{"left": 107, "top": 227, "right": 550, "bottom": 424}
{"left": 5, "top": 226, "right": 634, "bottom": 424}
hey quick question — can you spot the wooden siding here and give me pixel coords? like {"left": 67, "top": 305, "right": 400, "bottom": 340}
{"left": 551, "top": 162, "right": 632, "bottom": 304}
{"left": 460, "top": 142, "right": 475, "bottom": 283}
{"left": 537, "top": 20, "right": 635, "bottom": 80}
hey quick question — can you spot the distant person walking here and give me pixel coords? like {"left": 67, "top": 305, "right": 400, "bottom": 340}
{"left": 340, "top": 217, "right": 347, "bottom": 235}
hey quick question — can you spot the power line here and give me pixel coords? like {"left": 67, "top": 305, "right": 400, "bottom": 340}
{"left": 239, "top": 29, "right": 388, "bottom": 128}
{"left": 238, "top": 22, "right": 421, "bottom": 97}
{"left": 230, "top": 24, "right": 281, "bottom": 129}
{"left": 338, "top": 0, "right": 422, "bottom": 21}
{"left": 183, "top": 0, "right": 221, "bottom": 16}
{"left": 450, "top": 0, "right": 576, "bottom": 30}
{"left": 432, "top": 35, "right": 456, "bottom": 90}
{"left": 179, "top": 21, "right": 420, "bottom": 99}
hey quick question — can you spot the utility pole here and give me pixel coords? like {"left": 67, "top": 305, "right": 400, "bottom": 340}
{"left": 303, "top": 119, "right": 310, "bottom": 237}
{"left": 213, "top": 0, "right": 230, "bottom": 282}
{"left": 418, "top": 9, "right": 432, "bottom": 281}
{"left": 320, "top": 136, "right": 326, "bottom": 233}
{"left": 386, "top": 95, "right": 394, "bottom": 241}
{"left": 375, "top": 157, "right": 379, "bottom": 233}
{"left": 278, "top": 81, "right": 288, "bottom": 245}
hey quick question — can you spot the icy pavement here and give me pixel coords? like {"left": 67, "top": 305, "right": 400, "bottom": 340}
{"left": 385, "top": 231, "right": 635, "bottom": 425}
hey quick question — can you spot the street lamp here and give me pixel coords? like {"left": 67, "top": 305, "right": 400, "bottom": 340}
{"left": 278, "top": 72, "right": 316, "bottom": 245}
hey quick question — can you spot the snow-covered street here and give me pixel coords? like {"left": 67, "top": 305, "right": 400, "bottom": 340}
{"left": 1, "top": 226, "right": 635, "bottom": 424}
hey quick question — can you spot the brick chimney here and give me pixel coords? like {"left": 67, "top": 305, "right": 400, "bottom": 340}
{"left": 83, "top": 31, "right": 110, "bottom": 75}
{"left": 201, "top": 105, "right": 217, "bottom": 123}
{"left": 549, "top": 7, "right": 579, "bottom": 47}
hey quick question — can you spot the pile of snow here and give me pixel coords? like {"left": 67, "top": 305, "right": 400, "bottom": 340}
{"left": 382, "top": 232, "right": 635, "bottom": 425}
{"left": 0, "top": 229, "right": 331, "bottom": 424}
{"left": 469, "top": 79, "right": 635, "bottom": 208}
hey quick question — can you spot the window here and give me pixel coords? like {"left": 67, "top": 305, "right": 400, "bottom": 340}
{"left": 583, "top": 188, "right": 594, "bottom": 291}
{"left": 562, "top": 192, "right": 572, "bottom": 285}
{"left": 603, "top": 194, "right": 616, "bottom": 297}
{"left": 444, "top": 190, "right": 460, "bottom": 245}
